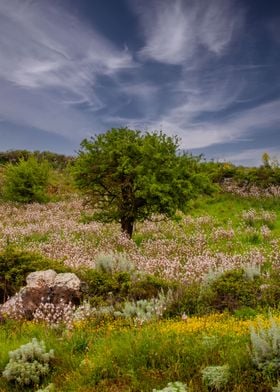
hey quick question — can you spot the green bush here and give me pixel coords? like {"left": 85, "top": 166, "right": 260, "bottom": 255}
{"left": 259, "top": 269, "right": 280, "bottom": 308}
{"left": 128, "top": 275, "right": 174, "bottom": 301}
{"left": 78, "top": 269, "right": 131, "bottom": 305}
{"left": 79, "top": 268, "right": 175, "bottom": 307}
{"left": 199, "top": 269, "right": 261, "bottom": 312}
{"left": 164, "top": 282, "right": 201, "bottom": 317}
{"left": 2, "top": 338, "right": 54, "bottom": 386}
{"left": 0, "top": 246, "right": 69, "bottom": 303}
{"left": 2, "top": 156, "right": 51, "bottom": 203}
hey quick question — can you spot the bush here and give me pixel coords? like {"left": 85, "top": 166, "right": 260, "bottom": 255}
{"left": 250, "top": 320, "right": 280, "bottom": 378}
{"left": 2, "top": 156, "right": 51, "bottom": 203}
{"left": 2, "top": 338, "right": 54, "bottom": 386}
{"left": 114, "top": 290, "right": 173, "bottom": 324}
{"left": 79, "top": 267, "right": 175, "bottom": 306}
{"left": 95, "top": 252, "right": 135, "bottom": 275}
{"left": 201, "top": 365, "right": 230, "bottom": 390}
{"left": 0, "top": 246, "right": 69, "bottom": 303}
{"left": 199, "top": 269, "right": 261, "bottom": 312}
{"left": 128, "top": 275, "right": 174, "bottom": 301}
{"left": 164, "top": 282, "right": 201, "bottom": 317}
{"left": 259, "top": 269, "right": 280, "bottom": 308}
{"left": 78, "top": 269, "right": 131, "bottom": 305}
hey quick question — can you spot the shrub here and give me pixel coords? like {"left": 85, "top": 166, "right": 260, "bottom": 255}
{"left": 2, "top": 338, "right": 54, "bottom": 386}
{"left": 95, "top": 252, "right": 135, "bottom": 274}
{"left": 78, "top": 269, "right": 131, "bottom": 304}
{"left": 163, "top": 282, "right": 201, "bottom": 317}
{"left": 0, "top": 246, "right": 69, "bottom": 303}
{"left": 259, "top": 269, "right": 280, "bottom": 308}
{"left": 79, "top": 267, "right": 174, "bottom": 306}
{"left": 114, "top": 290, "right": 173, "bottom": 324}
{"left": 129, "top": 274, "right": 174, "bottom": 301}
{"left": 153, "top": 381, "right": 188, "bottom": 391}
{"left": 250, "top": 320, "right": 280, "bottom": 377}
{"left": 199, "top": 268, "right": 261, "bottom": 312}
{"left": 201, "top": 365, "right": 230, "bottom": 390}
{"left": 2, "top": 156, "right": 50, "bottom": 203}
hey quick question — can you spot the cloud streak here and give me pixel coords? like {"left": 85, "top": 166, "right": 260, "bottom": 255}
{"left": 132, "top": 0, "right": 244, "bottom": 64}
{"left": 0, "top": 0, "right": 135, "bottom": 139}
{"left": 0, "top": 0, "right": 279, "bottom": 165}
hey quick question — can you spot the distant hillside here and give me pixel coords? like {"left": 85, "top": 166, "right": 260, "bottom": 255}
{"left": 0, "top": 150, "right": 74, "bottom": 169}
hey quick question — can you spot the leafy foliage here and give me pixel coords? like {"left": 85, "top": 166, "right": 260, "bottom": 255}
{"left": 250, "top": 320, "right": 280, "bottom": 377}
{"left": 2, "top": 156, "right": 51, "bottom": 203}
{"left": 201, "top": 365, "right": 230, "bottom": 390}
{"left": 2, "top": 338, "right": 54, "bottom": 386}
{"left": 199, "top": 268, "right": 261, "bottom": 312}
{"left": 0, "top": 149, "right": 73, "bottom": 170}
{"left": 73, "top": 128, "right": 213, "bottom": 237}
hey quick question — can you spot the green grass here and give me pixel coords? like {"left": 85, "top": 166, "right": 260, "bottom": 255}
{"left": 1, "top": 315, "right": 279, "bottom": 391}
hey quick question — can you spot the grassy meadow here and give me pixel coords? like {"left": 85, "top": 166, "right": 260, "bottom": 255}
{"left": 1, "top": 157, "right": 280, "bottom": 391}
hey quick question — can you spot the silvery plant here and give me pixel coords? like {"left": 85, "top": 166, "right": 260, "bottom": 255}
{"left": 3, "top": 338, "right": 54, "bottom": 386}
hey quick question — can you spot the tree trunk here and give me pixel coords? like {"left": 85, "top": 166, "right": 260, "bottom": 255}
{"left": 121, "top": 216, "right": 134, "bottom": 238}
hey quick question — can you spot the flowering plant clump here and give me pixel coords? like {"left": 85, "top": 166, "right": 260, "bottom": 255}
{"left": 222, "top": 180, "right": 280, "bottom": 198}
{"left": 33, "top": 299, "right": 75, "bottom": 329}
{"left": 115, "top": 290, "right": 173, "bottom": 325}
{"left": 201, "top": 365, "right": 230, "bottom": 390}
{"left": 152, "top": 381, "right": 188, "bottom": 391}
{"left": 95, "top": 252, "right": 135, "bottom": 274}
{"left": 2, "top": 338, "right": 54, "bottom": 386}
{"left": 0, "top": 292, "right": 26, "bottom": 320}
{"left": 250, "top": 319, "right": 280, "bottom": 375}
{"left": 242, "top": 209, "right": 277, "bottom": 226}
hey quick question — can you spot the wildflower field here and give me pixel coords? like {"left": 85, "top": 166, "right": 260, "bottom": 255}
{"left": 1, "top": 161, "right": 280, "bottom": 390}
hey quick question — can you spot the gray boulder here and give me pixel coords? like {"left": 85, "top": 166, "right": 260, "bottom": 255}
{"left": 0, "top": 270, "right": 82, "bottom": 320}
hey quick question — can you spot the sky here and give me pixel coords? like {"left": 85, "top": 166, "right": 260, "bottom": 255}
{"left": 0, "top": 0, "right": 279, "bottom": 166}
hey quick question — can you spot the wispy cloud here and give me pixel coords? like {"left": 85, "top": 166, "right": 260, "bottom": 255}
{"left": 0, "top": 0, "right": 279, "bottom": 166}
{"left": 156, "top": 99, "right": 280, "bottom": 149}
{"left": 0, "top": 0, "right": 135, "bottom": 138}
{"left": 131, "top": 0, "right": 244, "bottom": 64}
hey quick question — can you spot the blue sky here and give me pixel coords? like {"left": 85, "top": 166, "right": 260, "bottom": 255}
{"left": 0, "top": 0, "right": 279, "bottom": 165}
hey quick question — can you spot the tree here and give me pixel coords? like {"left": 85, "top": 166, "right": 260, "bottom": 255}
{"left": 74, "top": 128, "right": 212, "bottom": 238}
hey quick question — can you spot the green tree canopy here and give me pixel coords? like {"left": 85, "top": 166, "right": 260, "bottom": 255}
{"left": 74, "top": 128, "right": 213, "bottom": 238}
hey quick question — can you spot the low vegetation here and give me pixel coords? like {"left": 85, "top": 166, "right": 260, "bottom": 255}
{"left": 0, "top": 131, "right": 280, "bottom": 390}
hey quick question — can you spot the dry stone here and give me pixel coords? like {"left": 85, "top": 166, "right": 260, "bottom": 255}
{"left": 26, "top": 269, "right": 57, "bottom": 288}
{"left": 0, "top": 270, "right": 82, "bottom": 320}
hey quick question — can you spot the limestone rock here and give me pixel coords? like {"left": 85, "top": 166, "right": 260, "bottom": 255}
{"left": 26, "top": 269, "right": 57, "bottom": 288}
{"left": 0, "top": 270, "right": 82, "bottom": 320}
{"left": 53, "top": 273, "right": 81, "bottom": 291}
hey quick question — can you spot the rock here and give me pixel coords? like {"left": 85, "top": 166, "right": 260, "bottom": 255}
{"left": 26, "top": 269, "right": 57, "bottom": 288}
{"left": 53, "top": 273, "right": 81, "bottom": 291}
{"left": 0, "top": 270, "right": 82, "bottom": 320}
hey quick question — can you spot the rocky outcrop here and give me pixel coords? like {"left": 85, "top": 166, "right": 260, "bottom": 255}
{"left": 0, "top": 270, "right": 82, "bottom": 320}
